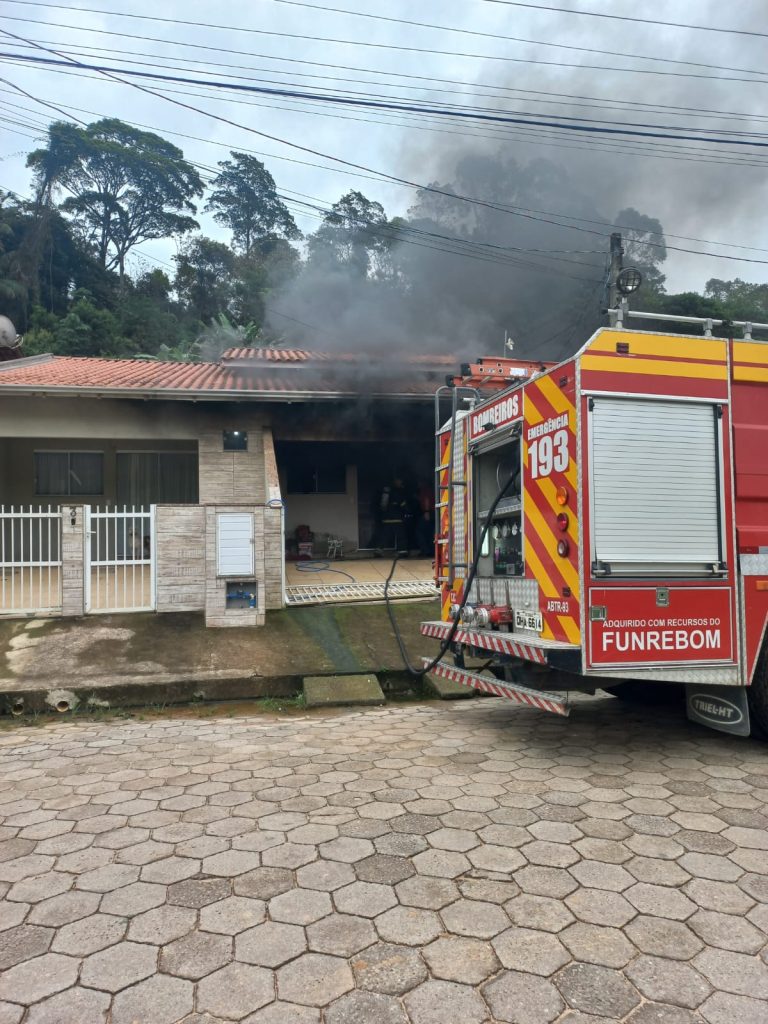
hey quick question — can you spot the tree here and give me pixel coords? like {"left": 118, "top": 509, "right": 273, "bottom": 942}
{"left": 205, "top": 152, "right": 301, "bottom": 255}
{"left": 308, "top": 191, "right": 389, "bottom": 276}
{"left": 614, "top": 208, "right": 667, "bottom": 296}
{"left": 173, "top": 236, "right": 236, "bottom": 323}
{"left": 27, "top": 119, "right": 203, "bottom": 279}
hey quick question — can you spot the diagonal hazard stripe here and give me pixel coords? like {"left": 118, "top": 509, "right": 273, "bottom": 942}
{"left": 558, "top": 614, "right": 581, "bottom": 645}
{"left": 535, "top": 374, "right": 576, "bottom": 420}
{"left": 525, "top": 496, "right": 580, "bottom": 596}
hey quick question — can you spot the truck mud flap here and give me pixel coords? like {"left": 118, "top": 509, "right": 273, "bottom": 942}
{"left": 685, "top": 685, "right": 750, "bottom": 736}
{"left": 425, "top": 659, "right": 570, "bottom": 716}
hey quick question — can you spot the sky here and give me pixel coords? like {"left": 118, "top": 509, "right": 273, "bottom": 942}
{"left": 1, "top": 0, "right": 767, "bottom": 297}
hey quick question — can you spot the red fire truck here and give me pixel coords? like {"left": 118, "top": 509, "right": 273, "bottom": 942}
{"left": 420, "top": 306, "right": 768, "bottom": 738}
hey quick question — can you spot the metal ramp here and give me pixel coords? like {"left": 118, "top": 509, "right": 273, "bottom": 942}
{"left": 286, "top": 579, "right": 438, "bottom": 606}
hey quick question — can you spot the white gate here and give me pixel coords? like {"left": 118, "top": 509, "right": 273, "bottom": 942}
{"left": 85, "top": 505, "right": 156, "bottom": 613}
{"left": 0, "top": 505, "right": 63, "bottom": 615}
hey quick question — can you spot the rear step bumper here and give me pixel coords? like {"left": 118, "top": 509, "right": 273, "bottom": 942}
{"left": 421, "top": 620, "right": 580, "bottom": 668}
{"left": 425, "top": 659, "right": 570, "bottom": 716}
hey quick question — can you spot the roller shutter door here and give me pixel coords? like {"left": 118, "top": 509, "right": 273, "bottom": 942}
{"left": 590, "top": 398, "right": 722, "bottom": 573}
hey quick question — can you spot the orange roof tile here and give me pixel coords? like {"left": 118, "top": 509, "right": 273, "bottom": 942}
{"left": 0, "top": 351, "right": 453, "bottom": 400}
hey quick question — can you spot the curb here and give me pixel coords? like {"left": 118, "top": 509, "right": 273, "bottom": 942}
{"left": 0, "top": 669, "right": 424, "bottom": 717}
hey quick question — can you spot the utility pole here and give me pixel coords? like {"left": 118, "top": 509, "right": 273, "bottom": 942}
{"left": 607, "top": 232, "right": 623, "bottom": 311}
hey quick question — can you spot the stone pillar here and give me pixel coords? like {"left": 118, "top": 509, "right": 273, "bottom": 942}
{"left": 61, "top": 504, "right": 85, "bottom": 617}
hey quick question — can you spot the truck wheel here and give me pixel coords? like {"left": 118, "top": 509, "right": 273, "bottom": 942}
{"left": 603, "top": 682, "right": 683, "bottom": 706}
{"left": 747, "top": 651, "right": 768, "bottom": 739}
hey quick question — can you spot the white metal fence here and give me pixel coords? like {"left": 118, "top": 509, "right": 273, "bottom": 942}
{"left": 85, "top": 505, "right": 156, "bottom": 613}
{"left": 0, "top": 505, "right": 63, "bottom": 614}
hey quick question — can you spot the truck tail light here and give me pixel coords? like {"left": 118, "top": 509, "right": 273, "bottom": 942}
{"left": 556, "top": 486, "right": 568, "bottom": 506}
{"left": 557, "top": 539, "right": 570, "bottom": 557}
{"left": 556, "top": 513, "right": 569, "bottom": 532}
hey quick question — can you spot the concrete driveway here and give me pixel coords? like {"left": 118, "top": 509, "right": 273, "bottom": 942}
{"left": 0, "top": 695, "right": 766, "bottom": 1023}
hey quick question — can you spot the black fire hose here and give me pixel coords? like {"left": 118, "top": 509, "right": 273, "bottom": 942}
{"left": 384, "top": 470, "right": 518, "bottom": 677}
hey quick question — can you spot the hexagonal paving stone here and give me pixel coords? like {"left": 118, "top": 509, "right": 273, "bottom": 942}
{"left": 307, "top": 913, "right": 376, "bottom": 957}
{"left": 698, "top": 991, "right": 768, "bottom": 1024}
{"left": 80, "top": 940, "right": 157, "bottom": 992}
{"left": 625, "top": 955, "right": 712, "bottom": 1009}
{"left": 483, "top": 970, "right": 564, "bottom": 1024}
{"left": 352, "top": 942, "right": 428, "bottom": 995}
{"left": 426, "top": 828, "right": 480, "bottom": 852}
{"left": 375, "top": 906, "right": 443, "bottom": 946}
{"left": 319, "top": 837, "right": 375, "bottom": 863}
{"left": 404, "top": 979, "right": 487, "bottom": 1024}
{"left": 355, "top": 854, "right": 415, "bottom": 885}
{"left": 111, "top": 974, "right": 194, "bottom": 1024}
{"left": 278, "top": 952, "right": 354, "bottom": 1007}
{"left": 516, "top": 866, "right": 579, "bottom": 898}
{"left": 100, "top": 880, "right": 166, "bottom": 917}
{"left": 324, "top": 990, "right": 407, "bottom": 1024}
{"left": 296, "top": 860, "right": 355, "bottom": 892}
{"left": 51, "top": 914, "right": 125, "bottom": 957}
{"left": 506, "top": 893, "right": 576, "bottom": 932}
{"left": 334, "top": 881, "right": 398, "bottom": 918}
{"left": 0, "top": 925, "right": 53, "bottom": 969}
{"left": 160, "top": 930, "right": 232, "bottom": 980}
{"left": 564, "top": 888, "right": 637, "bottom": 928}
{"left": 235, "top": 867, "right": 294, "bottom": 900}
{"left": 560, "top": 922, "right": 637, "bottom": 968}
{"left": 27, "top": 891, "right": 99, "bottom": 927}
{"left": 458, "top": 877, "right": 520, "bottom": 904}
{"left": 199, "top": 895, "right": 266, "bottom": 935}
{"left": 395, "top": 876, "right": 459, "bottom": 910}
{"left": 262, "top": 843, "right": 317, "bottom": 869}
{"left": 74, "top": 864, "right": 139, "bottom": 893}
{"left": 685, "top": 879, "right": 755, "bottom": 915}
{"left": 270, "top": 888, "right": 332, "bottom": 925}
{"left": 236, "top": 921, "right": 307, "bottom": 967}
{"left": 556, "top": 963, "right": 641, "bottom": 1019}
{"left": 167, "top": 877, "right": 231, "bottom": 908}
{"left": 24, "top": 987, "right": 110, "bottom": 1024}
{"left": 467, "top": 843, "right": 526, "bottom": 873}
{"left": 625, "top": 883, "right": 697, "bottom": 920}
{"left": 493, "top": 926, "right": 570, "bottom": 976}
{"left": 441, "top": 898, "right": 509, "bottom": 939}
{"left": 202, "top": 850, "right": 261, "bottom": 876}
{"left": 423, "top": 935, "right": 500, "bottom": 985}
{"left": 411, "top": 850, "right": 470, "bottom": 879}
{"left": 693, "top": 948, "right": 768, "bottom": 999}
{"left": 688, "top": 909, "right": 764, "bottom": 954}
{"left": 0, "top": 952, "right": 79, "bottom": 1005}
{"left": 569, "top": 860, "right": 635, "bottom": 892}
{"left": 625, "top": 1005, "right": 704, "bottom": 1024}
{"left": 197, "top": 963, "right": 274, "bottom": 1020}
{"left": 624, "top": 916, "right": 704, "bottom": 961}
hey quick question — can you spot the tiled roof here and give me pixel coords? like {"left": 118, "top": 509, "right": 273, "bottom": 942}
{"left": 0, "top": 351, "right": 452, "bottom": 400}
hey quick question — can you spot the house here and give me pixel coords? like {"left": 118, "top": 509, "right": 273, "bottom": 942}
{"left": 0, "top": 346, "right": 454, "bottom": 626}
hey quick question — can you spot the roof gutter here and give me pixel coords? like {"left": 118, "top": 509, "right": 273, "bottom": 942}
{"left": 0, "top": 384, "right": 433, "bottom": 403}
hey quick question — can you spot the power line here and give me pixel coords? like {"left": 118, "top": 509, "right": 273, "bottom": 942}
{"left": 10, "top": 59, "right": 768, "bottom": 179}
{"left": 6, "top": 51, "right": 768, "bottom": 149}
{"left": 7, "top": 16, "right": 768, "bottom": 127}
{"left": 252, "top": 0, "right": 768, "bottom": 80}
{"left": 12, "top": 35, "right": 768, "bottom": 129}
{"left": 479, "top": 0, "right": 768, "bottom": 40}
{"left": 3, "top": 5, "right": 767, "bottom": 86}
{"left": 5, "top": 29, "right": 768, "bottom": 267}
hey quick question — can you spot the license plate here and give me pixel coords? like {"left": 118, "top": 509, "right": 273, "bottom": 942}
{"left": 515, "top": 610, "right": 543, "bottom": 632}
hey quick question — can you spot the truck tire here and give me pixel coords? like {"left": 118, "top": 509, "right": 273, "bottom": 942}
{"left": 602, "top": 682, "right": 684, "bottom": 706}
{"left": 747, "top": 651, "right": 768, "bottom": 739}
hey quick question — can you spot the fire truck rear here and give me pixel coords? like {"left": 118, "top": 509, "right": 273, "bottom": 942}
{"left": 421, "top": 308, "right": 768, "bottom": 738}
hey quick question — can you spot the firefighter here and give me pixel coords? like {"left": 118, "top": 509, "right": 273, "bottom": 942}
{"left": 370, "top": 475, "right": 414, "bottom": 555}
